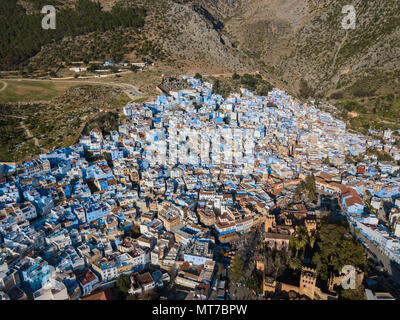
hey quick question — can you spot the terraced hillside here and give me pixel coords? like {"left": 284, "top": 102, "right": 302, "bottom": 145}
{"left": 0, "top": 84, "right": 130, "bottom": 161}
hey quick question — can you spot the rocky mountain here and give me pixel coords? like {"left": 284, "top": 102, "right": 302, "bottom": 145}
{"left": 7, "top": 0, "right": 252, "bottom": 74}
{"left": 191, "top": 0, "right": 399, "bottom": 98}
{"left": 129, "top": 0, "right": 252, "bottom": 73}
{"left": 4, "top": 0, "right": 400, "bottom": 99}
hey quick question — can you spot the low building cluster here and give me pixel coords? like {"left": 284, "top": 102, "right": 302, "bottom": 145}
{"left": 1, "top": 75, "right": 400, "bottom": 299}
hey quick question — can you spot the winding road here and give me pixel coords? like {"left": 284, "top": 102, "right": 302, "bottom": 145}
{"left": 0, "top": 80, "right": 8, "bottom": 92}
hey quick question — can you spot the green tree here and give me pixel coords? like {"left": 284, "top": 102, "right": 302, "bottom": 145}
{"left": 293, "top": 174, "right": 316, "bottom": 202}
{"left": 116, "top": 274, "right": 131, "bottom": 293}
{"left": 294, "top": 185, "right": 302, "bottom": 201}
{"left": 312, "top": 217, "right": 365, "bottom": 281}
{"left": 299, "top": 78, "right": 314, "bottom": 99}
{"left": 264, "top": 249, "right": 287, "bottom": 279}
{"left": 309, "top": 235, "right": 316, "bottom": 249}
{"left": 232, "top": 73, "right": 240, "bottom": 80}
{"left": 245, "top": 274, "right": 262, "bottom": 293}
{"left": 323, "top": 157, "right": 331, "bottom": 165}
{"left": 256, "top": 85, "right": 271, "bottom": 96}
{"left": 289, "top": 256, "right": 302, "bottom": 271}
{"left": 193, "top": 102, "right": 202, "bottom": 111}
{"left": 290, "top": 226, "right": 309, "bottom": 257}
{"left": 130, "top": 65, "right": 140, "bottom": 72}
{"left": 304, "top": 174, "right": 317, "bottom": 203}
{"left": 240, "top": 74, "right": 257, "bottom": 90}
{"left": 126, "top": 294, "right": 138, "bottom": 300}
{"left": 340, "top": 285, "right": 366, "bottom": 300}
{"left": 0, "top": 0, "right": 146, "bottom": 70}
{"left": 229, "top": 255, "right": 244, "bottom": 283}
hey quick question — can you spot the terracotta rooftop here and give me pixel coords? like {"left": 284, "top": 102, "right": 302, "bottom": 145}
{"left": 75, "top": 269, "right": 98, "bottom": 286}
{"left": 79, "top": 288, "right": 113, "bottom": 300}
{"left": 137, "top": 272, "right": 154, "bottom": 285}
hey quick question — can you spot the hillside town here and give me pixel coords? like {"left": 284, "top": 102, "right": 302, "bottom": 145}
{"left": 1, "top": 76, "right": 400, "bottom": 300}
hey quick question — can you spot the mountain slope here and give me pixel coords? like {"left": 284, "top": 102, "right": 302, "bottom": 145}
{"left": 128, "top": 0, "right": 252, "bottom": 72}
{"left": 195, "top": 0, "right": 400, "bottom": 98}
{"left": 2, "top": 0, "right": 399, "bottom": 99}
{"left": 2, "top": 0, "right": 254, "bottom": 74}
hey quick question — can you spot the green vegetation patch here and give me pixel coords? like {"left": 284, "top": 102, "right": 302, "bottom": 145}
{"left": 0, "top": 0, "right": 146, "bottom": 70}
{"left": 312, "top": 217, "right": 365, "bottom": 283}
{"left": 0, "top": 84, "right": 129, "bottom": 161}
{"left": 209, "top": 73, "right": 273, "bottom": 98}
{"left": 334, "top": 94, "right": 400, "bottom": 141}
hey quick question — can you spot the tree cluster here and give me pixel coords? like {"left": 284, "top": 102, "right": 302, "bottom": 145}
{"left": 294, "top": 175, "right": 317, "bottom": 203}
{"left": 288, "top": 226, "right": 316, "bottom": 272}
{"left": 229, "top": 255, "right": 244, "bottom": 283}
{"left": 312, "top": 217, "right": 365, "bottom": 282}
{"left": 299, "top": 78, "right": 314, "bottom": 100}
{"left": 0, "top": 0, "right": 146, "bottom": 69}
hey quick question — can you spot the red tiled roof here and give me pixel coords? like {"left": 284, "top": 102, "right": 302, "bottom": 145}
{"left": 79, "top": 288, "right": 113, "bottom": 300}
{"left": 75, "top": 269, "right": 98, "bottom": 286}
{"left": 345, "top": 196, "right": 363, "bottom": 207}
{"left": 137, "top": 272, "right": 154, "bottom": 285}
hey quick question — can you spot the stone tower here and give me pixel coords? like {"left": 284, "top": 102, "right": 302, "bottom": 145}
{"left": 265, "top": 213, "right": 276, "bottom": 233}
{"left": 255, "top": 255, "right": 265, "bottom": 273}
{"left": 263, "top": 276, "right": 277, "bottom": 295}
{"left": 305, "top": 218, "right": 317, "bottom": 237}
{"left": 299, "top": 267, "right": 317, "bottom": 300}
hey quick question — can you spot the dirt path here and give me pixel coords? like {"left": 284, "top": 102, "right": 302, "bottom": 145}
{"left": 0, "top": 80, "right": 8, "bottom": 92}
{"left": 49, "top": 70, "right": 132, "bottom": 81}
{"left": 20, "top": 121, "right": 38, "bottom": 146}
{"left": 0, "top": 113, "right": 25, "bottom": 120}
{"left": 332, "top": 31, "right": 348, "bottom": 71}
{"left": 202, "top": 71, "right": 261, "bottom": 78}
{"left": 18, "top": 120, "right": 49, "bottom": 153}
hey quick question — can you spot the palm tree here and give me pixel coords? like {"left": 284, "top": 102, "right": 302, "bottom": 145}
{"left": 290, "top": 226, "right": 309, "bottom": 257}
{"left": 289, "top": 256, "right": 302, "bottom": 271}
{"left": 309, "top": 235, "right": 316, "bottom": 249}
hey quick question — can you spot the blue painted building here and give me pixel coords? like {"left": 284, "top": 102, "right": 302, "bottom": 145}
{"left": 18, "top": 257, "right": 51, "bottom": 292}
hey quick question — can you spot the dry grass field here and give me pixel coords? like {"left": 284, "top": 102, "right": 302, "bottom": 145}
{"left": 0, "top": 80, "right": 78, "bottom": 103}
